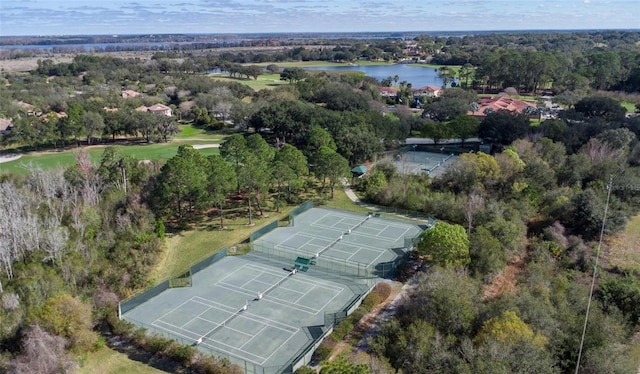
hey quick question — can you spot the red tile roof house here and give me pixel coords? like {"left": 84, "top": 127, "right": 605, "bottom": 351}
{"left": 379, "top": 87, "right": 399, "bottom": 98}
{"left": 136, "top": 104, "right": 172, "bottom": 117}
{"left": 412, "top": 85, "right": 444, "bottom": 98}
{"left": 468, "top": 96, "right": 538, "bottom": 117}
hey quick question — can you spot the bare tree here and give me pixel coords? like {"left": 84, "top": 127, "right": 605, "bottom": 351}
{"left": 8, "top": 324, "right": 78, "bottom": 374}
{"left": 465, "top": 189, "right": 485, "bottom": 235}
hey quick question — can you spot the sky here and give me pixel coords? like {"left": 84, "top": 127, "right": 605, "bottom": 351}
{"left": 1, "top": 0, "right": 639, "bottom": 37}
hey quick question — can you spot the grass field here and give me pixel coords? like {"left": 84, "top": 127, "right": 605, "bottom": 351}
{"left": 79, "top": 346, "right": 173, "bottom": 374}
{"left": 606, "top": 213, "right": 640, "bottom": 273}
{"left": 0, "top": 139, "right": 221, "bottom": 174}
{"left": 622, "top": 101, "right": 637, "bottom": 113}
{"left": 209, "top": 72, "right": 287, "bottom": 90}
{"left": 153, "top": 202, "right": 311, "bottom": 281}
{"left": 173, "top": 124, "right": 222, "bottom": 139}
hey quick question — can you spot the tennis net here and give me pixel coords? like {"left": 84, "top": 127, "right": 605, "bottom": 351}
{"left": 199, "top": 304, "right": 246, "bottom": 343}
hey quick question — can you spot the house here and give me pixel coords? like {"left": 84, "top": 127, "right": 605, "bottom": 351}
{"left": 468, "top": 96, "right": 538, "bottom": 117}
{"left": 379, "top": 87, "right": 398, "bottom": 98}
{"left": 0, "top": 118, "right": 13, "bottom": 134}
{"left": 122, "top": 89, "right": 141, "bottom": 98}
{"left": 136, "top": 104, "right": 172, "bottom": 117}
{"left": 412, "top": 85, "right": 444, "bottom": 98}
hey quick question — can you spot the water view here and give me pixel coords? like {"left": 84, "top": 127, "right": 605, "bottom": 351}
{"left": 302, "top": 63, "right": 452, "bottom": 87}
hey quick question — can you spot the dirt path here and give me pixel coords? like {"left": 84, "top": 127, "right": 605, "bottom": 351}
{"left": 328, "top": 278, "right": 418, "bottom": 361}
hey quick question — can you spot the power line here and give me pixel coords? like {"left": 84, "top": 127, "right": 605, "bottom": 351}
{"left": 574, "top": 174, "right": 614, "bottom": 374}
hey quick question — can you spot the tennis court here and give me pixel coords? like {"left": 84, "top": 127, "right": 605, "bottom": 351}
{"left": 122, "top": 256, "right": 357, "bottom": 372}
{"left": 121, "top": 206, "right": 424, "bottom": 373}
{"left": 385, "top": 150, "right": 458, "bottom": 176}
{"left": 252, "top": 208, "right": 423, "bottom": 277}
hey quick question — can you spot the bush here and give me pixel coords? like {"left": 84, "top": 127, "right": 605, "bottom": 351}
{"left": 165, "top": 343, "right": 196, "bottom": 366}
{"left": 143, "top": 334, "right": 173, "bottom": 353}
{"left": 332, "top": 319, "right": 354, "bottom": 341}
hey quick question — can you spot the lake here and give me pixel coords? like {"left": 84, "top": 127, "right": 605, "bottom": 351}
{"left": 302, "top": 64, "right": 454, "bottom": 88}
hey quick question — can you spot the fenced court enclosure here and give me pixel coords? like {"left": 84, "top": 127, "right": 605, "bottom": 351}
{"left": 120, "top": 204, "right": 426, "bottom": 374}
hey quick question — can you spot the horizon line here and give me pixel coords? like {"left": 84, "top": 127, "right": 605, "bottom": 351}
{"left": 2, "top": 28, "right": 640, "bottom": 39}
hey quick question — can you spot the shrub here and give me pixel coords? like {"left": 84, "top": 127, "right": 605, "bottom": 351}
{"left": 332, "top": 319, "right": 354, "bottom": 341}
{"left": 166, "top": 343, "right": 196, "bottom": 366}
{"left": 143, "top": 334, "right": 173, "bottom": 353}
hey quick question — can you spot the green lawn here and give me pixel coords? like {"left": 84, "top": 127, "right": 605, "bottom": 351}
{"left": 209, "top": 73, "right": 287, "bottom": 90}
{"left": 621, "top": 101, "right": 637, "bottom": 113}
{"left": 174, "top": 124, "right": 222, "bottom": 139}
{"left": 0, "top": 141, "right": 220, "bottom": 174}
{"left": 79, "top": 346, "right": 173, "bottom": 374}
{"left": 154, "top": 203, "right": 303, "bottom": 281}
{"left": 607, "top": 213, "right": 640, "bottom": 273}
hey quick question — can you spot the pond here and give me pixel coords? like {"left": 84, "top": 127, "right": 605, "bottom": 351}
{"left": 302, "top": 64, "right": 454, "bottom": 87}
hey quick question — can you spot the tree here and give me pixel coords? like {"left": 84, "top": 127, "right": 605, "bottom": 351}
{"left": 155, "top": 114, "right": 179, "bottom": 142}
{"left": 153, "top": 145, "right": 208, "bottom": 222}
{"left": 448, "top": 114, "right": 479, "bottom": 146}
{"left": 274, "top": 144, "right": 308, "bottom": 202}
{"left": 265, "top": 64, "right": 280, "bottom": 74}
{"left": 80, "top": 111, "right": 104, "bottom": 145}
{"left": 417, "top": 221, "right": 470, "bottom": 267}
{"left": 469, "top": 226, "right": 506, "bottom": 277}
{"left": 574, "top": 96, "right": 626, "bottom": 122}
{"left": 280, "top": 67, "right": 307, "bottom": 83}
{"left": 438, "top": 66, "right": 456, "bottom": 88}
{"left": 220, "top": 134, "right": 248, "bottom": 191}
{"left": 458, "top": 63, "right": 474, "bottom": 88}
{"left": 8, "top": 324, "right": 78, "bottom": 374}
{"left": 206, "top": 155, "right": 237, "bottom": 229}
{"left": 478, "top": 110, "right": 530, "bottom": 145}
{"left": 421, "top": 88, "right": 477, "bottom": 122}
{"left": 476, "top": 310, "right": 547, "bottom": 348}
{"left": 97, "top": 147, "right": 141, "bottom": 193}
{"left": 315, "top": 146, "right": 350, "bottom": 199}
{"left": 238, "top": 153, "right": 271, "bottom": 224}
{"left": 421, "top": 121, "right": 452, "bottom": 145}
{"left": 37, "top": 294, "right": 98, "bottom": 352}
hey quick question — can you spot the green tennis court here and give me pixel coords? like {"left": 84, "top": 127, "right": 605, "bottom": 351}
{"left": 252, "top": 208, "right": 423, "bottom": 277}
{"left": 121, "top": 207, "right": 424, "bottom": 373}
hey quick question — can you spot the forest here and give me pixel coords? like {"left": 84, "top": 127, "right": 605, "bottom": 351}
{"left": 0, "top": 30, "right": 640, "bottom": 373}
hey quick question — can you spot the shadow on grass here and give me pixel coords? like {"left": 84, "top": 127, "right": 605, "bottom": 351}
{"left": 107, "top": 336, "right": 186, "bottom": 374}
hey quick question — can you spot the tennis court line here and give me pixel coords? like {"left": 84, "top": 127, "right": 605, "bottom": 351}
{"left": 195, "top": 317, "right": 253, "bottom": 338}
{"left": 201, "top": 336, "right": 268, "bottom": 363}
{"left": 194, "top": 297, "right": 299, "bottom": 334}
{"left": 152, "top": 298, "right": 208, "bottom": 329}
{"left": 244, "top": 264, "right": 345, "bottom": 293}
{"left": 194, "top": 296, "right": 300, "bottom": 332}
{"left": 179, "top": 298, "right": 239, "bottom": 332}
{"left": 260, "top": 328, "right": 300, "bottom": 365}
{"left": 238, "top": 324, "right": 269, "bottom": 350}
{"left": 279, "top": 232, "right": 317, "bottom": 251}
{"left": 344, "top": 247, "right": 387, "bottom": 264}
